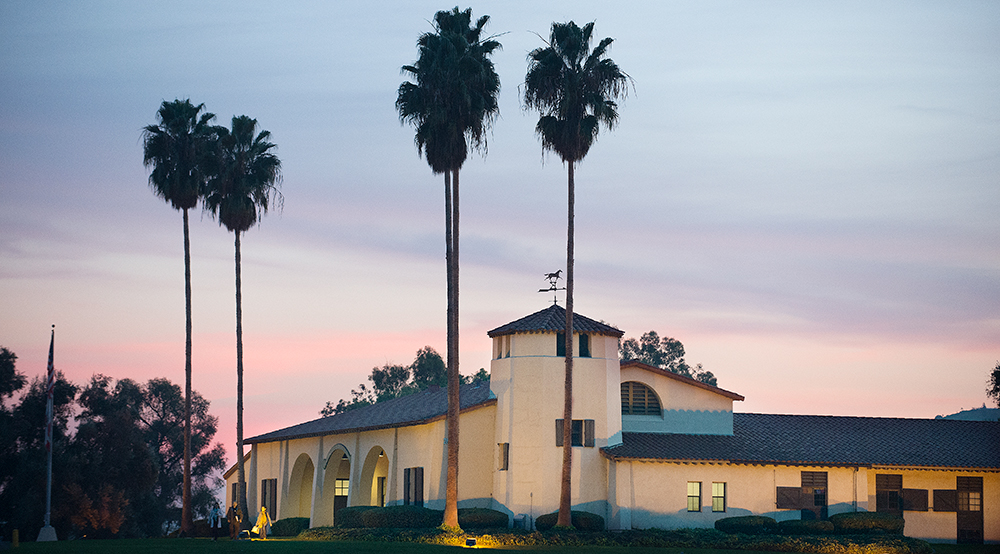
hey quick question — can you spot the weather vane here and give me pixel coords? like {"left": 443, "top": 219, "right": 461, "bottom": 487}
{"left": 538, "top": 270, "right": 565, "bottom": 305}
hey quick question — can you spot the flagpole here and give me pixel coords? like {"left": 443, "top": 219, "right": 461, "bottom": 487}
{"left": 38, "top": 325, "right": 57, "bottom": 542}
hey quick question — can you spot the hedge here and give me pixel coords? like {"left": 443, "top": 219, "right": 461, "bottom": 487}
{"left": 458, "top": 508, "right": 509, "bottom": 529}
{"left": 830, "top": 512, "right": 904, "bottom": 535}
{"left": 359, "top": 505, "right": 443, "bottom": 528}
{"left": 270, "top": 517, "right": 310, "bottom": 537}
{"left": 715, "top": 515, "right": 779, "bottom": 535}
{"left": 778, "top": 518, "right": 835, "bottom": 535}
{"left": 534, "top": 510, "right": 605, "bottom": 531}
{"left": 335, "top": 506, "right": 379, "bottom": 528}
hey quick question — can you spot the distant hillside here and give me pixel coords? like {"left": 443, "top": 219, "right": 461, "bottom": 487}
{"left": 935, "top": 405, "right": 1000, "bottom": 421}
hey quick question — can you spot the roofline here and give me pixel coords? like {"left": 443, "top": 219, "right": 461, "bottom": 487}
{"left": 246, "top": 398, "right": 497, "bottom": 445}
{"left": 620, "top": 360, "right": 745, "bottom": 401}
{"left": 599, "top": 451, "right": 1000, "bottom": 471}
{"left": 488, "top": 328, "right": 624, "bottom": 338}
{"left": 223, "top": 452, "right": 251, "bottom": 480}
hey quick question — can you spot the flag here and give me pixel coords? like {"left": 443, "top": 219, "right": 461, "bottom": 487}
{"left": 44, "top": 326, "right": 54, "bottom": 453}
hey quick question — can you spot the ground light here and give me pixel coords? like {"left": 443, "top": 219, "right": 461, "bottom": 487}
{"left": 464, "top": 537, "right": 477, "bottom": 547}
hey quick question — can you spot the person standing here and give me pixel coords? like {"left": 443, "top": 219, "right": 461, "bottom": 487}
{"left": 254, "top": 505, "right": 273, "bottom": 540}
{"left": 207, "top": 502, "right": 223, "bottom": 540}
{"left": 227, "top": 501, "right": 242, "bottom": 540}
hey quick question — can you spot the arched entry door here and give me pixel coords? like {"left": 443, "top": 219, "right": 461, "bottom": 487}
{"left": 358, "top": 446, "right": 389, "bottom": 507}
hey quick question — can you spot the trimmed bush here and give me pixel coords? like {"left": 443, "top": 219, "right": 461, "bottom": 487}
{"left": 714, "top": 515, "right": 779, "bottom": 535}
{"left": 830, "top": 511, "right": 904, "bottom": 535}
{"left": 359, "top": 505, "right": 443, "bottom": 528}
{"left": 534, "top": 510, "right": 605, "bottom": 531}
{"left": 336, "top": 506, "right": 379, "bottom": 528}
{"left": 778, "top": 518, "right": 834, "bottom": 535}
{"left": 270, "top": 517, "right": 310, "bottom": 537}
{"left": 458, "top": 508, "right": 509, "bottom": 529}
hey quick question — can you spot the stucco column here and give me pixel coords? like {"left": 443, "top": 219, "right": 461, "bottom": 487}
{"left": 279, "top": 441, "right": 289, "bottom": 514}
{"left": 349, "top": 432, "right": 362, "bottom": 507}
{"left": 309, "top": 436, "right": 325, "bottom": 527}
{"left": 248, "top": 443, "right": 258, "bottom": 513}
{"left": 389, "top": 428, "right": 399, "bottom": 505}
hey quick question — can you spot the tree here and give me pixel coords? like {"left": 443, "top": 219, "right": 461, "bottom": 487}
{"left": 142, "top": 99, "right": 216, "bottom": 535}
{"left": 203, "top": 114, "right": 282, "bottom": 529}
{"left": 0, "top": 346, "right": 25, "bottom": 404}
{"left": 524, "top": 20, "right": 630, "bottom": 528}
{"left": 988, "top": 362, "right": 1000, "bottom": 408}
{"left": 396, "top": 7, "right": 501, "bottom": 529}
{"left": 620, "top": 331, "right": 717, "bottom": 386}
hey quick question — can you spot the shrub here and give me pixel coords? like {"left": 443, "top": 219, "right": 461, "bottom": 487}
{"left": 778, "top": 518, "right": 834, "bottom": 535}
{"left": 830, "top": 511, "right": 904, "bottom": 535}
{"left": 270, "top": 517, "right": 310, "bottom": 537}
{"left": 359, "top": 505, "right": 443, "bottom": 528}
{"left": 458, "top": 508, "right": 509, "bottom": 529}
{"left": 534, "top": 510, "right": 605, "bottom": 531}
{"left": 714, "top": 515, "right": 779, "bottom": 535}
{"left": 336, "top": 506, "right": 379, "bottom": 528}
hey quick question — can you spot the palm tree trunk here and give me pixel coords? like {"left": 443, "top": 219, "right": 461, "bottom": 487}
{"left": 181, "top": 207, "right": 194, "bottom": 536}
{"left": 235, "top": 231, "right": 250, "bottom": 528}
{"left": 444, "top": 168, "right": 460, "bottom": 529}
{"left": 557, "top": 161, "right": 575, "bottom": 528}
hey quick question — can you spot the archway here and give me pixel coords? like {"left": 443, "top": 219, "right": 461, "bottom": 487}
{"left": 287, "top": 453, "right": 315, "bottom": 518}
{"left": 317, "top": 445, "right": 351, "bottom": 526}
{"left": 358, "top": 446, "right": 389, "bottom": 507}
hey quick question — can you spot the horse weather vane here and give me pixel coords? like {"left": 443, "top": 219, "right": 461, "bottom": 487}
{"left": 539, "top": 270, "right": 565, "bottom": 305}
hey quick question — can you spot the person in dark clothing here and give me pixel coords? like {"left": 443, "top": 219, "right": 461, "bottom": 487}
{"left": 226, "top": 501, "right": 243, "bottom": 540}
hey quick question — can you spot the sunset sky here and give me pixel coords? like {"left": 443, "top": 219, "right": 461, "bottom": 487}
{"left": 2, "top": 1, "right": 998, "bottom": 473}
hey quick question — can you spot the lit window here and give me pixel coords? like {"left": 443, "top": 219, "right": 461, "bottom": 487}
{"left": 687, "top": 482, "right": 702, "bottom": 512}
{"left": 335, "top": 478, "right": 349, "bottom": 496}
{"left": 712, "top": 482, "right": 726, "bottom": 512}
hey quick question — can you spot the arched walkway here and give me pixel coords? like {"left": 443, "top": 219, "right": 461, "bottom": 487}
{"left": 316, "top": 445, "right": 351, "bottom": 526}
{"left": 358, "top": 445, "right": 389, "bottom": 507}
{"left": 287, "top": 453, "right": 315, "bottom": 518}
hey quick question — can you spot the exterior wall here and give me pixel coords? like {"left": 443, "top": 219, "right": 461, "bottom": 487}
{"left": 620, "top": 365, "right": 735, "bottom": 435}
{"left": 491, "top": 331, "right": 621, "bottom": 526}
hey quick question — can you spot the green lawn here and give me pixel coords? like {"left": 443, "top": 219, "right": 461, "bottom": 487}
{"left": 11, "top": 538, "right": 1000, "bottom": 554}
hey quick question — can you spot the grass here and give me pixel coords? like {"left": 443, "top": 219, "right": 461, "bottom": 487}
{"left": 11, "top": 537, "right": 1000, "bottom": 554}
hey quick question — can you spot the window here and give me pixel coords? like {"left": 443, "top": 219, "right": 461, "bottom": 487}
{"left": 712, "top": 482, "right": 726, "bottom": 512}
{"left": 687, "top": 482, "right": 702, "bottom": 512}
{"left": 556, "top": 332, "right": 566, "bottom": 357}
{"left": 555, "top": 419, "right": 595, "bottom": 447}
{"left": 777, "top": 471, "right": 827, "bottom": 519}
{"left": 579, "top": 334, "right": 591, "bottom": 357}
{"left": 504, "top": 336, "right": 511, "bottom": 358}
{"left": 498, "top": 442, "right": 509, "bottom": 471}
{"left": 377, "top": 477, "right": 386, "bottom": 507}
{"left": 403, "top": 467, "right": 424, "bottom": 507}
{"left": 621, "top": 381, "right": 661, "bottom": 415}
{"left": 876, "top": 474, "right": 902, "bottom": 514}
{"left": 260, "top": 478, "right": 277, "bottom": 517}
{"left": 335, "top": 478, "right": 349, "bottom": 497}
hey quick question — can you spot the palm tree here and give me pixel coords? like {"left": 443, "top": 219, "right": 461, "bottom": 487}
{"left": 396, "top": 7, "right": 501, "bottom": 529}
{"left": 142, "top": 99, "right": 216, "bottom": 536}
{"left": 203, "top": 115, "right": 282, "bottom": 527}
{"left": 524, "top": 21, "right": 629, "bottom": 528}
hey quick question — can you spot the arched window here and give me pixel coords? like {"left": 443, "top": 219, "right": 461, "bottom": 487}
{"left": 621, "top": 381, "right": 661, "bottom": 415}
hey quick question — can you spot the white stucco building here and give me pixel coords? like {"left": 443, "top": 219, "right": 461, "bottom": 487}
{"left": 227, "top": 304, "right": 1000, "bottom": 544}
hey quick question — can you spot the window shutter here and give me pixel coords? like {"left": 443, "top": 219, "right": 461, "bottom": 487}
{"left": 776, "top": 486, "right": 803, "bottom": 509}
{"left": 556, "top": 333, "right": 566, "bottom": 357}
{"left": 415, "top": 467, "right": 424, "bottom": 507}
{"left": 404, "top": 468, "right": 411, "bottom": 506}
{"left": 555, "top": 419, "right": 564, "bottom": 447}
{"left": 902, "top": 489, "right": 928, "bottom": 511}
{"left": 584, "top": 419, "right": 595, "bottom": 447}
{"left": 934, "top": 490, "right": 958, "bottom": 512}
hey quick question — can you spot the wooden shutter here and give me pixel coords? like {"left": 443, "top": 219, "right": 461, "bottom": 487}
{"left": 902, "top": 489, "right": 928, "bottom": 511}
{"left": 584, "top": 419, "right": 595, "bottom": 447}
{"left": 555, "top": 419, "right": 564, "bottom": 447}
{"left": 415, "top": 467, "right": 424, "bottom": 507}
{"left": 934, "top": 489, "right": 958, "bottom": 512}
{"left": 776, "top": 487, "right": 803, "bottom": 509}
{"left": 403, "top": 468, "right": 411, "bottom": 506}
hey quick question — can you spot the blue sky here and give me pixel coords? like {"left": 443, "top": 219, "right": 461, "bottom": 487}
{"left": 1, "top": 1, "right": 998, "bottom": 465}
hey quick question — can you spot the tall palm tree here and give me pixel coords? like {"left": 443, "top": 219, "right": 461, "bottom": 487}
{"left": 203, "top": 115, "right": 282, "bottom": 527}
{"left": 524, "top": 21, "right": 629, "bottom": 528}
{"left": 142, "top": 99, "right": 216, "bottom": 536}
{"left": 396, "top": 7, "right": 500, "bottom": 529}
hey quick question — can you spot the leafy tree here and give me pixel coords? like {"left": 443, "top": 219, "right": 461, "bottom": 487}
{"left": 142, "top": 99, "right": 217, "bottom": 535}
{"left": 462, "top": 368, "right": 489, "bottom": 384}
{"left": 397, "top": 7, "right": 501, "bottom": 529}
{"left": 0, "top": 346, "right": 25, "bottom": 404}
{"left": 620, "top": 331, "right": 717, "bottom": 386}
{"left": 321, "top": 347, "right": 453, "bottom": 416}
{"left": 203, "top": 114, "right": 282, "bottom": 528}
{"left": 988, "top": 362, "right": 1000, "bottom": 408}
{"left": 524, "top": 20, "right": 630, "bottom": 528}
{"left": 411, "top": 345, "right": 447, "bottom": 389}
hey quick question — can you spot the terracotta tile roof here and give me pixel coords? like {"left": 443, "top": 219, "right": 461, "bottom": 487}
{"left": 246, "top": 381, "right": 495, "bottom": 444}
{"left": 603, "top": 413, "right": 1000, "bottom": 469}
{"left": 487, "top": 304, "right": 624, "bottom": 338}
